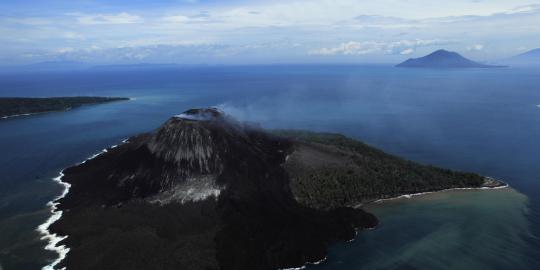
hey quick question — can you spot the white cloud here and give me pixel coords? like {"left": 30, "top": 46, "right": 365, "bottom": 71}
{"left": 212, "top": 0, "right": 540, "bottom": 26}
{"left": 63, "top": 32, "right": 85, "bottom": 40}
{"left": 400, "top": 48, "right": 415, "bottom": 55}
{"left": 467, "top": 44, "right": 485, "bottom": 51}
{"left": 503, "top": 4, "right": 539, "bottom": 14}
{"left": 161, "top": 13, "right": 216, "bottom": 24}
{"left": 3, "top": 17, "right": 51, "bottom": 26}
{"left": 310, "top": 39, "right": 451, "bottom": 56}
{"left": 2, "top": 0, "right": 540, "bottom": 64}
{"left": 55, "top": 47, "right": 75, "bottom": 53}
{"left": 310, "top": 41, "right": 380, "bottom": 55}
{"left": 73, "top": 12, "right": 142, "bottom": 25}
{"left": 162, "top": 15, "right": 193, "bottom": 23}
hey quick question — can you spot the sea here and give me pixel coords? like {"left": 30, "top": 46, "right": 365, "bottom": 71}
{"left": 0, "top": 65, "right": 539, "bottom": 270}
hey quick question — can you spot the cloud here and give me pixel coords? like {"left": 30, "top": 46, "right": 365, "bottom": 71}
{"left": 162, "top": 15, "right": 194, "bottom": 23}
{"left": 2, "top": 17, "right": 52, "bottom": 26}
{"left": 310, "top": 39, "right": 452, "bottom": 56}
{"left": 467, "top": 44, "right": 485, "bottom": 51}
{"left": 2, "top": 0, "right": 540, "bottom": 64}
{"left": 423, "top": 4, "right": 540, "bottom": 24}
{"left": 503, "top": 4, "right": 539, "bottom": 14}
{"left": 72, "top": 12, "right": 142, "bottom": 25}
{"left": 162, "top": 12, "right": 218, "bottom": 24}
{"left": 351, "top": 15, "right": 421, "bottom": 29}
{"left": 310, "top": 41, "right": 381, "bottom": 56}
{"left": 55, "top": 47, "right": 75, "bottom": 53}
{"left": 400, "top": 48, "right": 415, "bottom": 55}
{"left": 63, "top": 32, "right": 85, "bottom": 40}
{"left": 27, "top": 42, "right": 295, "bottom": 63}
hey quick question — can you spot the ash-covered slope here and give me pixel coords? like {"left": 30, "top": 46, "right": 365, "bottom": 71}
{"left": 48, "top": 108, "right": 494, "bottom": 270}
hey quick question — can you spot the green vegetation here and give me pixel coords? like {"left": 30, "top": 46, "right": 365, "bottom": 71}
{"left": 274, "top": 130, "right": 485, "bottom": 209}
{"left": 0, "top": 96, "right": 129, "bottom": 118}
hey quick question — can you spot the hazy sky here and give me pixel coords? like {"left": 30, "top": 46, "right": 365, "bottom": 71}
{"left": 1, "top": 0, "right": 539, "bottom": 64}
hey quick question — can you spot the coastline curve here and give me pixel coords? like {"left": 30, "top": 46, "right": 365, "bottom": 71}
{"left": 37, "top": 139, "right": 128, "bottom": 270}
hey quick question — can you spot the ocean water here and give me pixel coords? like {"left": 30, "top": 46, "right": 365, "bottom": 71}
{"left": 0, "top": 65, "right": 539, "bottom": 270}
{"left": 313, "top": 188, "right": 532, "bottom": 270}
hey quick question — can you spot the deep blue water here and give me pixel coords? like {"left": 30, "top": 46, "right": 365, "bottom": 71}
{"left": 0, "top": 65, "right": 539, "bottom": 270}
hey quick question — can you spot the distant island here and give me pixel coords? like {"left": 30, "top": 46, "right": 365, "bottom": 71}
{"left": 42, "top": 108, "right": 505, "bottom": 270}
{"left": 0, "top": 97, "right": 129, "bottom": 119}
{"left": 396, "top": 49, "right": 506, "bottom": 68}
{"left": 502, "top": 48, "right": 540, "bottom": 66}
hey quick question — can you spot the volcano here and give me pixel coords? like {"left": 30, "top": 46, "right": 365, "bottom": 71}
{"left": 48, "top": 108, "right": 495, "bottom": 270}
{"left": 396, "top": 49, "right": 505, "bottom": 68}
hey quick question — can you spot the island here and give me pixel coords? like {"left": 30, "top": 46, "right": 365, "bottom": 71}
{"left": 503, "top": 48, "right": 540, "bottom": 66}
{"left": 396, "top": 49, "right": 506, "bottom": 68}
{"left": 43, "top": 108, "right": 505, "bottom": 270}
{"left": 0, "top": 96, "right": 129, "bottom": 119}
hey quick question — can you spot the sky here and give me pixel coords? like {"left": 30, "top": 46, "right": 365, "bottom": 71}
{"left": 1, "top": 0, "right": 539, "bottom": 65}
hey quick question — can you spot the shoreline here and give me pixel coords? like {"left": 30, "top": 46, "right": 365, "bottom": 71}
{"left": 369, "top": 179, "right": 508, "bottom": 205}
{"left": 36, "top": 171, "right": 70, "bottom": 270}
{"left": 37, "top": 144, "right": 506, "bottom": 270}
{"left": 1, "top": 97, "right": 133, "bottom": 120}
{"left": 279, "top": 257, "right": 327, "bottom": 270}
{"left": 1, "top": 111, "right": 60, "bottom": 120}
{"left": 280, "top": 178, "right": 509, "bottom": 270}
{"left": 37, "top": 139, "right": 128, "bottom": 270}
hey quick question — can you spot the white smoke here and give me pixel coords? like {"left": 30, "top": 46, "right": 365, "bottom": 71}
{"left": 215, "top": 103, "right": 252, "bottom": 122}
{"left": 175, "top": 113, "right": 213, "bottom": 121}
{"left": 174, "top": 108, "right": 225, "bottom": 121}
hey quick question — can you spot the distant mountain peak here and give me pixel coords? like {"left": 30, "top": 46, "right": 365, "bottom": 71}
{"left": 430, "top": 49, "right": 458, "bottom": 55}
{"left": 503, "top": 48, "right": 540, "bottom": 66}
{"left": 396, "top": 49, "right": 505, "bottom": 68}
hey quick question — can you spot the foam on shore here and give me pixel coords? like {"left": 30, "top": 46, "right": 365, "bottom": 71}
{"left": 37, "top": 171, "right": 70, "bottom": 270}
{"left": 279, "top": 256, "right": 327, "bottom": 270}
{"left": 372, "top": 179, "right": 508, "bottom": 204}
{"left": 37, "top": 139, "right": 128, "bottom": 270}
{"left": 1, "top": 113, "right": 37, "bottom": 119}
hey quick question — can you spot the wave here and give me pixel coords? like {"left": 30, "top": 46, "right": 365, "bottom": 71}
{"left": 36, "top": 172, "right": 70, "bottom": 270}
{"left": 37, "top": 139, "right": 128, "bottom": 270}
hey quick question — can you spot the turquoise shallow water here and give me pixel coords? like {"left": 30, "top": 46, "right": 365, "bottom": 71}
{"left": 0, "top": 65, "right": 539, "bottom": 269}
{"left": 311, "top": 188, "right": 534, "bottom": 270}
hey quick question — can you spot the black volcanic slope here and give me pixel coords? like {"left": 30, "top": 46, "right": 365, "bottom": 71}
{"left": 396, "top": 49, "right": 504, "bottom": 68}
{"left": 50, "top": 108, "right": 491, "bottom": 270}
{"left": 0, "top": 97, "right": 129, "bottom": 118}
